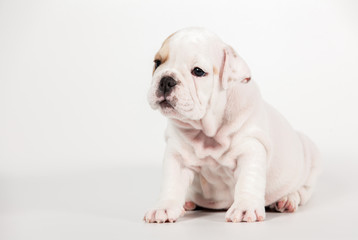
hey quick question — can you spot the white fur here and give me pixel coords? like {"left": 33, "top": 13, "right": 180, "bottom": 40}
{"left": 144, "top": 27, "right": 320, "bottom": 223}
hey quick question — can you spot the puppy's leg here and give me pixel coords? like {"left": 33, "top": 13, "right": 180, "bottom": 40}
{"left": 297, "top": 132, "right": 321, "bottom": 205}
{"left": 269, "top": 133, "right": 320, "bottom": 213}
{"left": 225, "top": 139, "right": 266, "bottom": 222}
{"left": 144, "top": 148, "right": 194, "bottom": 223}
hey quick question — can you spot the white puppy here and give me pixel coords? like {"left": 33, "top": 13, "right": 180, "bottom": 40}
{"left": 145, "top": 27, "right": 320, "bottom": 223}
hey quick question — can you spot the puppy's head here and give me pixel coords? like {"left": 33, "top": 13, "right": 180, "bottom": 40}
{"left": 147, "top": 27, "right": 251, "bottom": 121}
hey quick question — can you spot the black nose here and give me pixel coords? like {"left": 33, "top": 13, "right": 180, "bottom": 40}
{"left": 158, "top": 76, "right": 177, "bottom": 95}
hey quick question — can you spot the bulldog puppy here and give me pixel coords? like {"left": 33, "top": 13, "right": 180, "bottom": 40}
{"left": 144, "top": 27, "right": 320, "bottom": 223}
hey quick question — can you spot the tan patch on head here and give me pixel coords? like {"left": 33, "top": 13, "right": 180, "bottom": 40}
{"left": 152, "top": 33, "right": 176, "bottom": 75}
{"left": 154, "top": 44, "right": 169, "bottom": 64}
{"left": 154, "top": 32, "right": 176, "bottom": 67}
{"left": 213, "top": 66, "right": 218, "bottom": 75}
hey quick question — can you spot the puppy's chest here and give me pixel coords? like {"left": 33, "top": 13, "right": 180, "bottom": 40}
{"left": 181, "top": 130, "right": 237, "bottom": 170}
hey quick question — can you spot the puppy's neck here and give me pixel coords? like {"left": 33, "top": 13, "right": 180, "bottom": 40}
{"left": 200, "top": 90, "right": 227, "bottom": 137}
{"left": 171, "top": 81, "right": 260, "bottom": 138}
{"left": 170, "top": 88, "right": 227, "bottom": 137}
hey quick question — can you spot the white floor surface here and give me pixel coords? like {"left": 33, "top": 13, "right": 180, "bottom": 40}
{"left": 0, "top": 154, "right": 357, "bottom": 240}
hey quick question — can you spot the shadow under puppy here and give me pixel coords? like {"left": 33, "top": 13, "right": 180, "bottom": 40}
{"left": 145, "top": 27, "right": 320, "bottom": 223}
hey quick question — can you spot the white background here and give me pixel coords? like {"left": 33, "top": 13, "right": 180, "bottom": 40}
{"left": 0, "top": 0, "right": 358, "bottom": 239}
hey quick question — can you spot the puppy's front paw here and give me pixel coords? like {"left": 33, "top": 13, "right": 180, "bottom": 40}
{"left": 225, "top": 203, "right": 265, "bottom": 223}
{"left": 144, "top": 200, "right": 185, "bottom": 223}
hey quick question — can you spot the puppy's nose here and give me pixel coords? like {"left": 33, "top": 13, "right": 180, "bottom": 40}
{"left": 158, "top": 76, "right": 177, "bottom": 95}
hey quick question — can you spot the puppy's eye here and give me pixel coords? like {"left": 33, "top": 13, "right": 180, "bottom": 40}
{"left": 192, "top": 67, "right": 206, "bottom": 77}
{"left": 154, "top": 60, "right": 161, "bottom": 70}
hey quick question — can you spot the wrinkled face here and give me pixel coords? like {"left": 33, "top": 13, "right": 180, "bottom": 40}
{"left": 147, "top": 29, "right": 223, "bottom": 120}
{"left": 147, "top": 28, "right": 251, "bottom": 121}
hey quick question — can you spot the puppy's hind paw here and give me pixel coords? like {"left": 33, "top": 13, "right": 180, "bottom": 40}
{"left": 269, "top": 191, "right": 300, "bottom": 213}
{"left": 184, "top": 201, "right": 196, "bottom": 211}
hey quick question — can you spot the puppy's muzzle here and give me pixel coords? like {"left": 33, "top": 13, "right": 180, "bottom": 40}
{"left": 158, "top": 76, "right": 177, "bottom": 96}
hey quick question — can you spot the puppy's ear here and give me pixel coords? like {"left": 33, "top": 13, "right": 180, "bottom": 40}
{"left": 219, "top": 45, "right": 251, "bottom": 90}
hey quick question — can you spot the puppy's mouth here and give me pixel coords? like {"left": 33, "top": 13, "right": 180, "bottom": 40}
{"left": 159, "top": 99, "right": 174, "bottom": 109}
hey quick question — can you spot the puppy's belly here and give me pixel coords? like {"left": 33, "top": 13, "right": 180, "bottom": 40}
{"left": 187, "top": 166, "right": 236, "bottom": 209}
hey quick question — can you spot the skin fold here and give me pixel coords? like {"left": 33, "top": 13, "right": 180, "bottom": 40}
{"left": 145, "top": 27, "right": 320, "bottom": 223}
